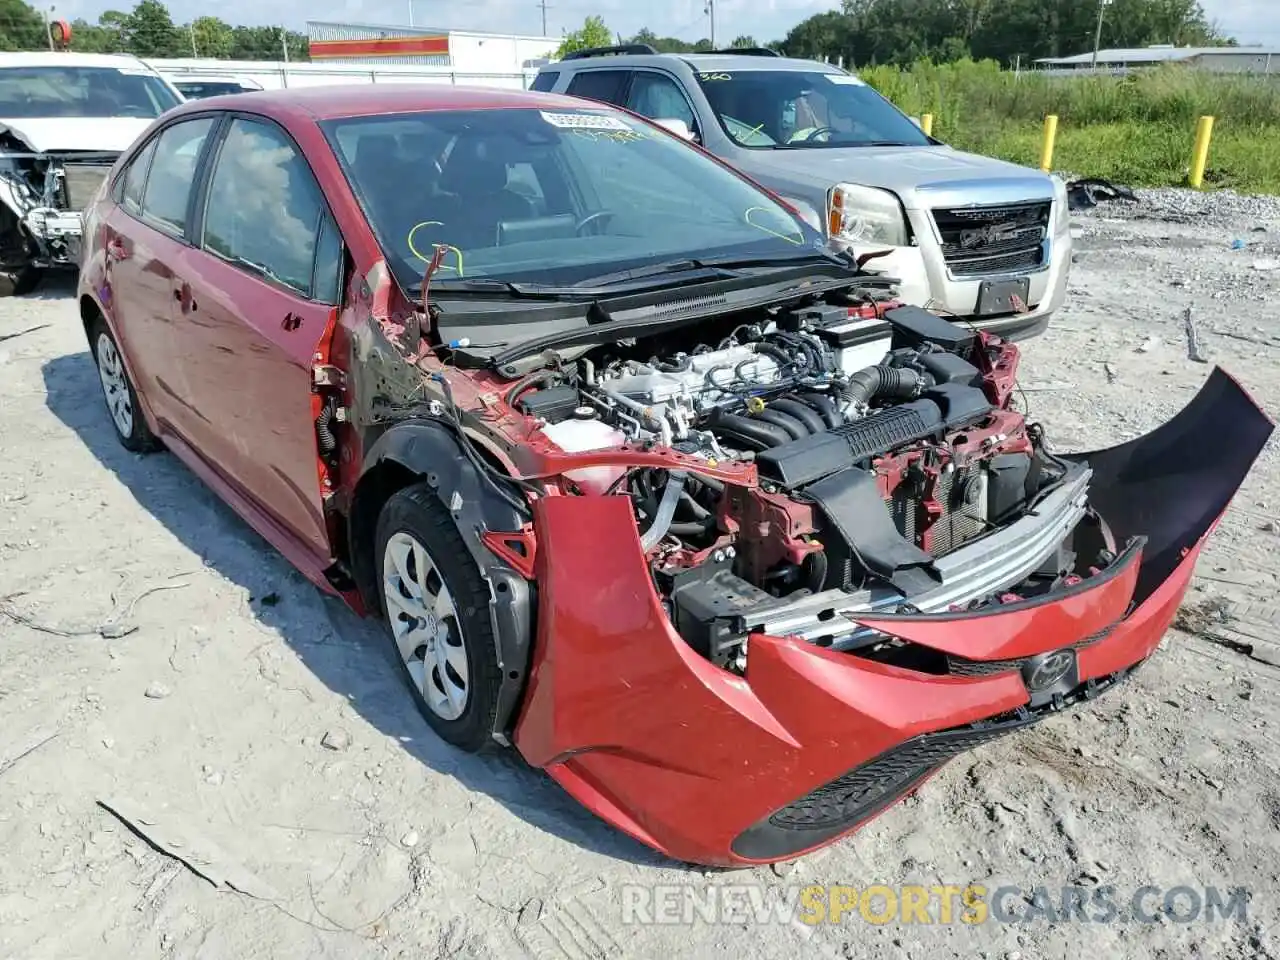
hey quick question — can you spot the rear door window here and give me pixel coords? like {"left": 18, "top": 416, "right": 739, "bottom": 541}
{"left": 139, "top": 117, "right": 216, "bottom": 236}
{"left": 200, "top": 117, "right": 327, "bottom": 298}
{"left": 565, "top": 70, "right": 630, "bottom": 105}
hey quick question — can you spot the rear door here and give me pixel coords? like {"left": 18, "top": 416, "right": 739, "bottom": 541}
{"left": 102, "top": 116, "right": 219, "bottom": 431}
{"left": 171, "top": 115, "right": 345, "bottom": 558}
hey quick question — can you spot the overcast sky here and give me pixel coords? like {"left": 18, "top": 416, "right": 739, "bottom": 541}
{"left": 46, "top": 0, "right": 1280, "bottom": 49}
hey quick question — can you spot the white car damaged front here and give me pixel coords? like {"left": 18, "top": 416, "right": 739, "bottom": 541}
{"left": 0, "top": 53, "right": 183, "bottom": 295}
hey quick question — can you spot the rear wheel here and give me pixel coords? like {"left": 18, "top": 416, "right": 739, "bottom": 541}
{"left": 89, "top": 316, "right": 161, "bottom": 453}
{"left": 375, "top": 482, "right": 502, "bottom": 753}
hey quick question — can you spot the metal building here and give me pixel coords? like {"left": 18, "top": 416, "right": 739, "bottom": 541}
{"left": 1037, "top": 44, "right": 1280, "bottom": 74}
{"left": 306, "top": 21, "right": 557, "bottom": 71}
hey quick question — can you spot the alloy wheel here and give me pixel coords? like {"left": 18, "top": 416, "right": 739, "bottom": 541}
{"left": 382, "top": 530, "right": 470, "bottom": 721}
{"left": 95, "top": 332, "right": 134, "bottom": 438}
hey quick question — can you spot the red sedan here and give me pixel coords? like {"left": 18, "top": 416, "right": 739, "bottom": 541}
{"left": 77, "top": 85, "right": 1272, "bottom": 867}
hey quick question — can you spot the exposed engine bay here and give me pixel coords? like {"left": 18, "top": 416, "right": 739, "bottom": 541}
{"left": 0, "top": 132, "right": 116, "bottom": 267}
{"left": 501, "top": 299, "right": 1118, "bottom": 671}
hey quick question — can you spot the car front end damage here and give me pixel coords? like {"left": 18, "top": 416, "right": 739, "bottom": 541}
{"left": 341, "top": 260, "right": 1271, "bottom": 867}
{"left": 0, "top": 133, "right": 117, "bottom": 269}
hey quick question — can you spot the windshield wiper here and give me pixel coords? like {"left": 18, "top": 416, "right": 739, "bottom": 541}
{"left": 426, "top": 278, "right": 592, "bottom": 299}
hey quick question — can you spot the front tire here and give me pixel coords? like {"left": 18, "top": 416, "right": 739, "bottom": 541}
{"left": 375, "top": 483, "right": 502, "bottom": 753}
{"left": 89, "top": 316, "right": 161, "bottom": 453}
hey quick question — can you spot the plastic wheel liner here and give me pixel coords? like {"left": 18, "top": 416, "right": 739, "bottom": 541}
{"left": 512, "top": 368, "right": 1273, "bottom": 866}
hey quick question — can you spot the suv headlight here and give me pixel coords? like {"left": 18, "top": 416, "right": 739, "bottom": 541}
{"left": 827, "top": 183, "right": 910, "bottom": 246}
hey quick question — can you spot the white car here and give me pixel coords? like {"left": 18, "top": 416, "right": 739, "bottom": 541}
{"left": 0, "top": 52, "right": 184, "bottom": 295}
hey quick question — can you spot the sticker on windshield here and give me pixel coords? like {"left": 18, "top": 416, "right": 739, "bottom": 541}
{"left": 540, "top": 111, "right": 632, "bottom": 131}
{"left": 698, "top": 72, "right": 732, "bottom": 81}
{"left": 826, "top": 74, "right": 866, "bottom": 85}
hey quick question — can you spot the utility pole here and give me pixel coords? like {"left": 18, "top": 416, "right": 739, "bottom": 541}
{"left": 281, "top": 27, "right": 290, "bottom": 62}
{"left": 408, "top": 0, "right": 415, "bottom": 27}
{"left": 537, "top": 0, "right": 551, "bottom": 36}
{"left": 43, "top": 5, "right": 54, "bottom": 51}
{"left": 1091, "top": 0, "right": 1111, "bottom": 69}
{"left": 704, "top": 0, "right": 715, "bottom": 48}
{"left": 190, "top": 24, "right": 198, "bottom": 57}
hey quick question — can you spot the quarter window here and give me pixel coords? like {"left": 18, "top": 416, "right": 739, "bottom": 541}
{"left": 529, "top": 71, "right": 559, "bottom": 92}
{"left": 202, "top": 118, "right": 326, "bottom": 298}
{"left": 119, "top": 138, "right": 157, "bottom": 216}
{"left": 139, "top": 117, "right": 215, "bottom": 236}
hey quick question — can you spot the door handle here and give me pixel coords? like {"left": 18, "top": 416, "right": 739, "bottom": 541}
{"left": 106, "top": 237, "right": 128, "bottom": 260}
{"left": 173, "top": 281, "right": 198, "bottom": 313}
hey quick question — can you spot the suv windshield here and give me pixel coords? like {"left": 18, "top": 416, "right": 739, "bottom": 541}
{"left": 323, "top": 107, "right": 821, "bottom": 292}
{"left": 0, "top": 66, "right": 181, "bottom": 119}
{"left": 693, "top": 70, "right": 930, "bottom": 149}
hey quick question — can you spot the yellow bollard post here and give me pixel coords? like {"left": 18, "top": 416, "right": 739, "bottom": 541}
{"left": 1039, "top": 114, "right": 1059, "bottom": 172}
{"left": 920, "top": 113, "right": 934, "bottom": 136}
{"left": 1189, "top": 115, "right": 1215, "bottom": 189}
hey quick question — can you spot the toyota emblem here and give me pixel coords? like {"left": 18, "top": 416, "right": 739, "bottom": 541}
{"left": 1025, "top": 649, "right": 1075, "bottom": 691}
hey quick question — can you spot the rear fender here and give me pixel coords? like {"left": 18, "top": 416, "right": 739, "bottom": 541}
{"left": 354, "top": 420, "right": 535, "bottom": 742}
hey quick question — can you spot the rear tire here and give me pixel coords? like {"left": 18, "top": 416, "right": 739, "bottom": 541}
{"left": 374, "top": 482, "right": 502, "bottom": 753}
{"left": 89, "top": 316, "right": 161, "bottom": 454}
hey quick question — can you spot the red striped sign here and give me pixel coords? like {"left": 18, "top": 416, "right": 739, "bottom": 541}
{"left": 309, "top": 36, "right": 450, "bottom": 58}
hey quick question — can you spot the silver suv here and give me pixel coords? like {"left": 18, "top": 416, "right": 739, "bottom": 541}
{"left": 534, "top": 46, "right": 1071, "bottom": 340}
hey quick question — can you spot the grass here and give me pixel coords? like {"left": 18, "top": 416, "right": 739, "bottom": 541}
{"left": 858, "top": 60, "right": 1280, "bottom": 193}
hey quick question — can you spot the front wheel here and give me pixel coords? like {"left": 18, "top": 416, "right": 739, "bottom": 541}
{"left": 375, "top": 483, "right": 502, "bottom": 752}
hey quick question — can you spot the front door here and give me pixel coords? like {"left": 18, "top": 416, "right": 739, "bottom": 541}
{"left": 171, "top": 115, "right": 345, "bottom": 559}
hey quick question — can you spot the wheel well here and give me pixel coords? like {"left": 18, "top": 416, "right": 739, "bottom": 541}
{"left": 348, "top": 459, "right": 420, "bottom": 612}
{"left": 80, "top": 294, "right": 103, "bottom": 349}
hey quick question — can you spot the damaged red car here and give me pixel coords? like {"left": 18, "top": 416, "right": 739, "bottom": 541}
{"left": 78, "top": 86, "right": 1273, "bottom": 867}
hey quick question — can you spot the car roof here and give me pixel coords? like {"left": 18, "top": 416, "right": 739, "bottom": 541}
{"left": 0, "top": 51, "right": 156, "bottom": 70}
{"left": 551, "top": 51, "right": 842, "bottom": 75}
{"left": 166, "top": 84, "right": 604, "bottom": 122}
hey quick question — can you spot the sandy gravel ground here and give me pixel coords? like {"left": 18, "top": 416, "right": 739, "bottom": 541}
{"left": 1, "top": 193, "right": 1279, "bottom": 960}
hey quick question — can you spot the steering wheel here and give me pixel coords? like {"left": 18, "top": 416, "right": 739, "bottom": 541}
{"left": 574, "top": 210, "right": 616, "bottom": 236}
{"left": 788, "top": 126, "right": 837, "bottom": 144}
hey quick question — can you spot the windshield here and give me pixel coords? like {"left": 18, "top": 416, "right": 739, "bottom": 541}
{"left": 693, "top": 70, "right": 931, "bottom": 149}
{"left": 322, "top": 107, "right": 822, "bottom": 292}
{"left": 0, "top": 66, "right": 181, "bottom": 119}
{"left": 175, "top": 81, "right": 250, "bottom": 99}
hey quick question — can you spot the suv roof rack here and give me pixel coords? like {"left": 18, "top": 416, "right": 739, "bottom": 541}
{"left": 561, "top": 43, "right": 659, "bottom": 61}
{"left": 708, "top": 47, "right": 781, "bottom": 57}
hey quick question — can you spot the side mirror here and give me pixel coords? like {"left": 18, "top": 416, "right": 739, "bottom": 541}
{"left": 653, "top": 118, "right": 697, "bottom": 141}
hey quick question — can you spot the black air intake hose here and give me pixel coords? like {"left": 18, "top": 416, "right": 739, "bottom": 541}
{"left": 797, "top": 392, "right": 843, "bottom": 429}
{"left": 840, "top": 364, "right": 923, "bottom": 410}
{"left": 753, "top": 408, "right": 810, "bottom": 440}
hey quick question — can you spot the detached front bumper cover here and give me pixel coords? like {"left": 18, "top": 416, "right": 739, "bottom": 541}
{"left": 512, "top": 368, "right": 1273, "bottom": 867}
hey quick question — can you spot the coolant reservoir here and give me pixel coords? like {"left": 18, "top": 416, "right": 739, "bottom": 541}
{"left": 540, "top": 413, "right": 626, "bottom": 494}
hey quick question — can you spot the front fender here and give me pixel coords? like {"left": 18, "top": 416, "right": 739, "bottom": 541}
{"left": 355, "top": 419, "right": 534, "bottom": 742}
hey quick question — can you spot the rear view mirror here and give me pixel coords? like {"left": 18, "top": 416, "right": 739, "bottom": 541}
{"left": 653, "top": 118, "right": 697, "bottom": 141}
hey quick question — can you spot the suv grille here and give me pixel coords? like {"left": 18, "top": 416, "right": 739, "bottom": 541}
{"left": 932, "top": 201, "right": 1051, "bottom": 278}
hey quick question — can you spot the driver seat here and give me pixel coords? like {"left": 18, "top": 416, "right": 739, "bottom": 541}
{"left": 436, "top": 137, "right": 535, "bottom": 248}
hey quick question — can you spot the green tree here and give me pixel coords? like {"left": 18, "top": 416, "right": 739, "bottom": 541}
{"left": 123, "top": 0, "right": 182, "bottom": 57}
{"left": 189, "top": 16, "right": 233, "bottom": 58}
{"left": 69, "top": 19, "right": 126, "bottom": 52}
{"left": 729, "top": 35, "right": 758, "bottom": 48}
{"left": 0, "top": 0, "right": 47, "bottom": 51}
{"left": 556, "top": 15, "right": 612, "bottom": 58}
